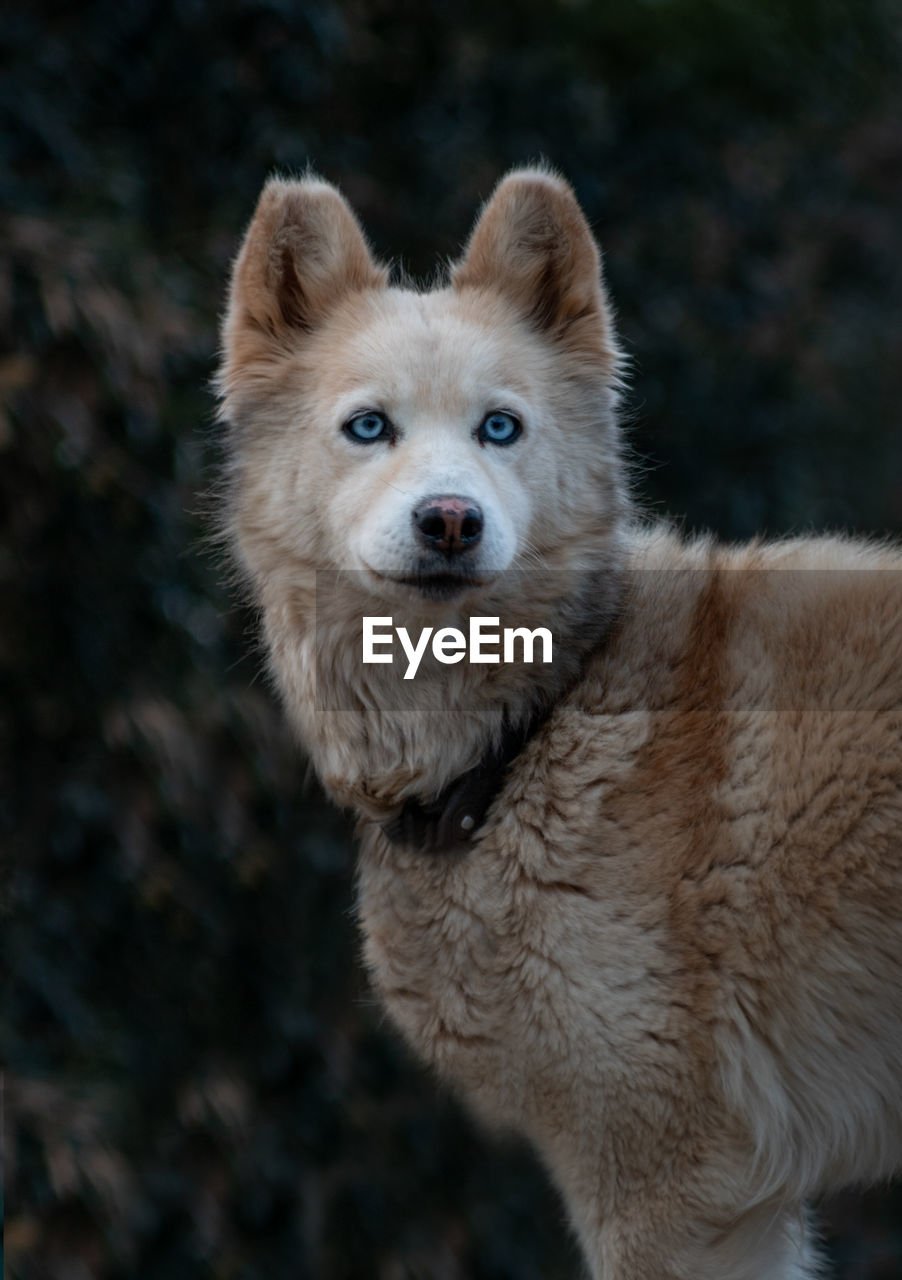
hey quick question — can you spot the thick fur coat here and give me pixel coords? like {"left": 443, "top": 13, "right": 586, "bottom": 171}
{"left": 217, "top": 167, "right": 902, "bottom": 1279}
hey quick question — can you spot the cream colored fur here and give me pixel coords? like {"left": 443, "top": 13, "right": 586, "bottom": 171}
{"left": 217, "top": 166, "right": 902, "bottom": 1279}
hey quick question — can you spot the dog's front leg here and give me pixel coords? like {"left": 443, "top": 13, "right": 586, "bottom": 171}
{"left": 573, "top": 1199, "right": 820, "bottom": 1280}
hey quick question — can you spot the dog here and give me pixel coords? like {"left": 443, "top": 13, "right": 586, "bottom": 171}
{"left": 216, "top": 166, "right": 902, "bottom": 1278}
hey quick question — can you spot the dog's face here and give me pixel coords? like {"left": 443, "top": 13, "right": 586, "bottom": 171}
{"left": 219, "top": 169, "right": 626, "bottom": 612}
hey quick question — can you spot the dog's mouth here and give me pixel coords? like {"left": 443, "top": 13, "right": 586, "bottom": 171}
{"left": 368, "top": 567, "right": 489, "bottom": 601}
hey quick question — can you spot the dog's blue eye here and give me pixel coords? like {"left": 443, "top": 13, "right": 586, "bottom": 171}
{"left": 478, "top": 411, "right": 521, "bottom": 446}
{"left": 345, "top": 411, "right": 391, "bottom": 443}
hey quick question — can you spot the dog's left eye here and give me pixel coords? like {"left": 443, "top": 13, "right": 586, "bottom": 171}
{"left": 477, "top": 411, "right": 521, "bottom": 446}
{"left": 344, "top": 411, "right": 392, "bottom": 443}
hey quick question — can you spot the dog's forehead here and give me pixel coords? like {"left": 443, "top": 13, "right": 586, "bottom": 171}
{"left": 315, "top": 287, "right": 540, "bottom": 415}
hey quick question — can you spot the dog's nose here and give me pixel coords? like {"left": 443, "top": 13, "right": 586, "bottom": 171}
{"left": 413, "top": 496, "right": 484, "bottom": 556}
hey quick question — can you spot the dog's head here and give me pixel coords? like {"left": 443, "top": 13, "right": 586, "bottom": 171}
{"left": 218, "top": 167, "right": 627, "bottom": 613}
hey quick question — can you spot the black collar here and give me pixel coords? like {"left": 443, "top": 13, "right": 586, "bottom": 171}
{"left": 380, "top": 705, "right": 550, "bottom": 855}
{"left": 377, "top": 571, "right": 624, "bottom": 855}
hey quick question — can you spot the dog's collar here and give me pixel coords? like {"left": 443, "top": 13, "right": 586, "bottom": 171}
{"left": 380, "top": 707, "right": 550, "bottom": 855}
{"left": 378, "top": 569, "right": 624, "bottom": 855}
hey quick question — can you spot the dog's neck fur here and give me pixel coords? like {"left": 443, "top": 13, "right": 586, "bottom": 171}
{"left": 259, "top": 549, "right": 625, "bottom": 820}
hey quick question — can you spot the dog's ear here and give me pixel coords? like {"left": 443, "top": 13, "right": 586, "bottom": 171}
{"left": 223, "top": 174, "right": 387, "bottom": 357}
{"left": 452, "top": 167, "right": 618, "bottom": 365}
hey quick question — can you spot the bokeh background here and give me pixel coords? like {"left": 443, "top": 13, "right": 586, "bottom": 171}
{"left": 5, "top": 1, "right": 902, "bottom": 1276}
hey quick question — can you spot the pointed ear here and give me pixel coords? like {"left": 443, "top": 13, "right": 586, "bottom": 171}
{"left": 221, "top": 174, "right": 387, "bottom": 378}
{"left": 451, "top": 168, "right": 619, "bottom": 366}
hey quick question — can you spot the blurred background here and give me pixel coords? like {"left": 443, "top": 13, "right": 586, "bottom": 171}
{"left": 4, "top": 0, "right": 902, "bottom": 1276}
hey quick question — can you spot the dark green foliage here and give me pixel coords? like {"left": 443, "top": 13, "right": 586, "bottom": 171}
{"left": 4, "top": 0, "right": 902, "bottom": 1275}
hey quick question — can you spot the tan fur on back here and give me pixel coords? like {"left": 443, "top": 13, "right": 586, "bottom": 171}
{"left": 218, "top": 167, "right": 902, "bottom": 1279}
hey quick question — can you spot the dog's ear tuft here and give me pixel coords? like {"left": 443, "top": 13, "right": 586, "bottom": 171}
{"left": 223, "top": 174, "right": 387, "bottom": 354}
{"left": 452, "top": 167, "right": 618, "bottom": 365}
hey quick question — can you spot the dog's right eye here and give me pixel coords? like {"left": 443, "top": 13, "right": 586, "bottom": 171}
{"left": 344, "top": 411, "right": 392, "bottom": 444}
{"left": 477, "top": 410, "right": 521, "bottom": 446}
